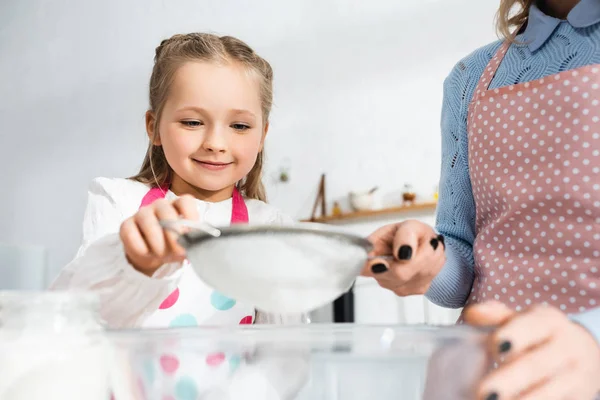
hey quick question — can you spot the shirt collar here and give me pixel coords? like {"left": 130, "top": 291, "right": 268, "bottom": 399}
{"left": 522, "top": 0, "right": 600, "bottom": 52}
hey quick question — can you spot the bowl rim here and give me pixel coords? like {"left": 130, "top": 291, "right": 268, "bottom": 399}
{"left": 107, "top": 323, "right": 489, "bottom": 343}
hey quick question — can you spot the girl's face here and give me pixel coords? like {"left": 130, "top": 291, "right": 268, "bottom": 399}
{"left": 147, "top": 61, "right": 267, "bottom": 201}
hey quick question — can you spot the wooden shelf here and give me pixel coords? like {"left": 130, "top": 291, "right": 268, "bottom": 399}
{"left": 302, "top": 201, "right": 438, "bottom": 224}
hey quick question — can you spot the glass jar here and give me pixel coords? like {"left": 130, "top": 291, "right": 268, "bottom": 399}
{"left": 0, "top": 291, "right": 112, "bottom": 400}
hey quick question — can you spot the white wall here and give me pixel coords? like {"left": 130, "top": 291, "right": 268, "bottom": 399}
{"left": 0, "top": 0, "right": 498, "bottom": 281}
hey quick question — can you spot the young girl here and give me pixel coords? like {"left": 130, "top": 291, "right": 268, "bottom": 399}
{"left": 364, "top": 0, "right": 600, "bottom": 399}
{"left": 51, "top": 33, "right": 298, "bottom": 330}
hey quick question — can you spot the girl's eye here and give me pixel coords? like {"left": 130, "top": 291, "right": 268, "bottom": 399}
{"left": 181, "top": 120, "right": 202, "bottom": 127}
{"left": 232, "top": 123, "right": 251, "bottom": 131}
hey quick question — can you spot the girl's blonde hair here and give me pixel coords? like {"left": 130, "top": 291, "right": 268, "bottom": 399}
{"left": 131, "top": 33, "right": 273, "bottom": 202}
{"left": 497, "top": 0, "right": 535, "bottom": 41}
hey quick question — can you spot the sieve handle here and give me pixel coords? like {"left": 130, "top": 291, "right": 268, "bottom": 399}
{"left": 159, "top": 219, "right": 221, "bottom": 238}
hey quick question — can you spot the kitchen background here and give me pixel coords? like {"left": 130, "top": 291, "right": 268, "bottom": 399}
{"left": 0, "top": 0, "right": 498, "bottom": 323}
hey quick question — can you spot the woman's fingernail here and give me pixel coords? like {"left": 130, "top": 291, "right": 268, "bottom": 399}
{"left": 485, "top": 392, "right": 499, "bottom": 400}
{"left": 498, "top": 340, "right": 512, "bottom": 353}
{"left": 430, "top": 238, "right": 439, "bottom": 251}
{"left": 437, "top": 234, "right": 445, "bottom": 247}
{"left": 398, "top": 245, "right": 413, "bottom": 260}
{"left": 371, "top": 263, "right": 388, "bottom": 274}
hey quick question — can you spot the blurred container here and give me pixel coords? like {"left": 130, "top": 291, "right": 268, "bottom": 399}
{"left": 109, "top": 324, "right": 491, "bottom": 400}
{"left": 0, "top": 291, "right": 112, "bottom": 400}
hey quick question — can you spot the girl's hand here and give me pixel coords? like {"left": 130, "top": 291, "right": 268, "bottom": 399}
{"left": 361, "top": 220, "right": 446, "bottom": 296}
{"left": 465, "top": 301, "right": 600, "bottom": 400}
{"left": 119, "top": 195, "right": 198, "bottom": 275}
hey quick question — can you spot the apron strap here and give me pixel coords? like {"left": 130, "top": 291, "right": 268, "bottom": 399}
{"left": 231, "top": 186, "right": 249, "bottom": 224}
{"left": 473, "top": 41, "right": 512, "bottom": 99}
{"left": 138, "top": 184, "right": 249, "bottom": 224}
{"left": 139, "top": 185, "right": 169, "bottom": 208}
{"left": 477, "top": 22, "right": 526, "bottom": 94}
{"left": 468, "top": 42, "right": 511, "bottom": 130}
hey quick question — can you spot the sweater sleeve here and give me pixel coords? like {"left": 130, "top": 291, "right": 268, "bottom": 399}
{"left": 425, "top": 56, "right": 484, "bottom": 309}
{"left": 571, "top": 307, "right": 600, "bottom": 344}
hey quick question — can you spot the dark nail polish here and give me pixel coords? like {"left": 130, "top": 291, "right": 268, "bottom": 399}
{"left": 485, "top": 392, "right": 499, "bottom": 400}
{"left": 430, "top": 238, "right": 439, "bottom": 251}
{"left": 498, "top": 340, "right": 512, "bottom": 353}
{"left": 371, "top": 263, "right": 388, "bottom": 274}
{"left": 437, "top": 234, "right": 445, "bottom": 247}
{"left": 398, "top": 245, "right": 413, "bottom": 260}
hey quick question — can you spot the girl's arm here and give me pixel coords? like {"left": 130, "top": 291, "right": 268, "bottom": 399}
{"left": 50, "top": 178, "right": 181, "bottom": 328}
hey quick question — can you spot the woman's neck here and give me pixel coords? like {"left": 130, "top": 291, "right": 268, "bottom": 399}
{"left": 170, "top": 174, "right": 234, "bottom": 202}
{"left": 538, "top": 0, "right": 581, "bottom": 19}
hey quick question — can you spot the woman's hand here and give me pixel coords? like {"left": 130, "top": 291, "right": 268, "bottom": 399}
{"left": 465, "top": 301, "right": 600, "bottom": 400}
{"left": 361, "top": 220, "right": 446, "bottom": 296}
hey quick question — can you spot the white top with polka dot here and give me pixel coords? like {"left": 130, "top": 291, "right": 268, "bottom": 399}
{"left": 50, "top": 177, "right": 296, "bottom": 328}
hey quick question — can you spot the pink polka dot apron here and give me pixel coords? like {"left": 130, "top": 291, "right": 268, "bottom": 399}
{"left": 466, "top": 42, "right": 600, "bottom": 314}
{"left": 135, "top": 185, "right": 255, "bottom": 399}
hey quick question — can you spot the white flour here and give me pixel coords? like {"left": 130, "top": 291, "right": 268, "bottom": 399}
{"left": 188, "top": 233, "right": 367, "bottom": 313}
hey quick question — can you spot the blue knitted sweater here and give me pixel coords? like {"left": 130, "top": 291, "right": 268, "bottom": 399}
{"left": 426, "top": 5, "right": 600, "bottom": 341}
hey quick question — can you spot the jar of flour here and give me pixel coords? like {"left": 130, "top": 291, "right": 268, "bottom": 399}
{"left": 0, "top": 291, "right": 112, "bottom": 400}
